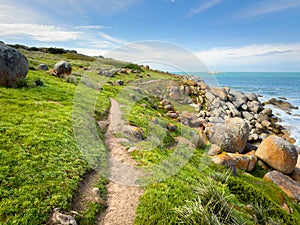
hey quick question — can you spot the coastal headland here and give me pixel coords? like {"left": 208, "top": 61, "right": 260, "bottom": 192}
{"left": 1, "top": 43, "right": 300, "bottom": 224}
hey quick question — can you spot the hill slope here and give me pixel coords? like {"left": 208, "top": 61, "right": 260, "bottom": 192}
{"left": 1, "top": 47, "right": 300, "bottom": 224}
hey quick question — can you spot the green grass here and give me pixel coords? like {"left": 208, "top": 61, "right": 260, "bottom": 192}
{"left": 0, "top": 70, "right": 87, "bottom": 223}
{"left": 0, "top": 56, "right": 113, "bottom": 223}
{"left": 2, "top": 47, "right": 300, "bottom": 225}
{"left": 0, "top": 48, "right": 177, "bottom": 224}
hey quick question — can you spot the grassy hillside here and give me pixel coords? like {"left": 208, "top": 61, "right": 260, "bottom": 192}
{"left": 1, "top": 47, "right": 300, "bottom": 224}
{"left": 0, "top": 50, "right": 119, "bottom": 224}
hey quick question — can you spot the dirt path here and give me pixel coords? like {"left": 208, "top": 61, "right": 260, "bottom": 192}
{"left": 72, "top": 170, "right": 100, "bottom": 213}
{"left": 98, "top": 98, "right": 144, "bottom": 225}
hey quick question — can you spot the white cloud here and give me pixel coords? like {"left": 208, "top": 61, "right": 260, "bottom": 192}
{"left": 98, "top": 32, "right": 126, "bottom": 44}
{"left": 0, "top": 23, "right": 80, "bottom": 42}
{"left": 196, "top": 43, "right": 300, "bottom": 71}
{"left": 0, "top": 1, "right": 49, "bottom": 23}
{"left": 188, "top": 0, "right": 223, "bottom": 16}
{"left": 75, "top": 48, "right": 110, "bottom": 56}
{"left": 75, "top": 25, "right": 106, "bottom": 30}
{"left": 237, "top": 0, "right": 300, "bottom": 18}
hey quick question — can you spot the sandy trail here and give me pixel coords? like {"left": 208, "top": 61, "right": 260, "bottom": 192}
{"left": 98, "top": 98, "right": 144, "bottom": 225}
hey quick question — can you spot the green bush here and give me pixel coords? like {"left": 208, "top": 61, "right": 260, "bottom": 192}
{"left": 124, "top": 63, "right": 144, "bottom": 73}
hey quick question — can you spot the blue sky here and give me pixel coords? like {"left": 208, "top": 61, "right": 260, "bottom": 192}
{"left": 1, "top": 0, "right": 300, "bottom": 71}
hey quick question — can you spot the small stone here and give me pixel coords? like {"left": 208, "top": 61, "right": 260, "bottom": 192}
{"left": 189, "top": 118, "right": 201, "bottom": 128}
{"left": 128, "top": 146, "right": 138, "bottom": 153}
{"left": 116, "top": 80, "right": 124, "bottom": 85}
{"left": 38, "top": 64, "right": 49, "bottom": 71}
{"left": 208, "top": 144, "right": 222, "bottom": 156}
{"left": 92, "top": 187, "right": 100, "bottom": 196}
{"left": 261, "top": 108, "right": 273, "bottom": 116}
{"left": 242, "top": 111, "right": 254, "bottom": 121}
{"left": 98, "top": 121, "right": 109, "bottom": 131}
{"left": 160, "top": 99, "right": 170, "bottom": 107}
{"left": 122, "top": 125, "right": 144, "bottom": 142}
{"left": 241, "top": 104, "right": 248, "bottom": 111}
{"left": 49, "top": 208, "right": 77, "bottom": 225}
{"left": 167, "top": 123, "right": 177, "bottom": 132}
{"left": 164, "top": 104, "right": 174, "bottom": 112}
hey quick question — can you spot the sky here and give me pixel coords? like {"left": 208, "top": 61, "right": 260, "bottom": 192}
{"left": 1, "top": 0, "right": 300, "bottom": 72}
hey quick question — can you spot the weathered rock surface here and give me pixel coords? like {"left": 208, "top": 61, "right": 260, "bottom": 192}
{"left": 54, "top": 61, "right": 72, "bottom": 77}
{"left": 0, "top": 42, "right": 28, "bottom": 87}
{"left": 206, "top": 117, "right": 250, "bottom": 153}
{"left": 255, "top": 135, "right": 298, "bottom": 174}
{"left": 264, "top": 171, "right": 300, "bottom": 202}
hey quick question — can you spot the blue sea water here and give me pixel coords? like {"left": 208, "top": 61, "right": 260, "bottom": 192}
{"left": 190, "top": 72, "right": 300, "bottom": 146}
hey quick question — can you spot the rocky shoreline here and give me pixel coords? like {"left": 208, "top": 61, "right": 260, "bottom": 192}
{"left": 160, "top": 73, "right": 300, "bottom": 205}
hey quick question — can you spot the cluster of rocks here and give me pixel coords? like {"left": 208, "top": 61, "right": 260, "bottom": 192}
{"left": 159, "top": 75, "right": 300, "bottom": 203}
{"left": 159, "top": 99, "right": 180, "bottom": 120}
{"left": 177, "top": 78, "right": 291, "bottom": 145}
{"left": 257, "top": 135, "right": 300, "bottom": 203}
{"left": 98, "top": 68, "right": 151, "bottom": 81}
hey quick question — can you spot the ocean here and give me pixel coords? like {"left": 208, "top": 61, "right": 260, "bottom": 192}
{"left": 189, "top": 72, "right": 300, "bottom": 146}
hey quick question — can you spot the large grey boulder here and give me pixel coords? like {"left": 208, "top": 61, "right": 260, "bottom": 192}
{"left": 206, "top": 117, "right": 250, "bottom": 153}
{"left": 54, "top": 61, "right": 72, "bottom": 77}
{"left": 0, "top": 42, "right": 28, "bottom": 87}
